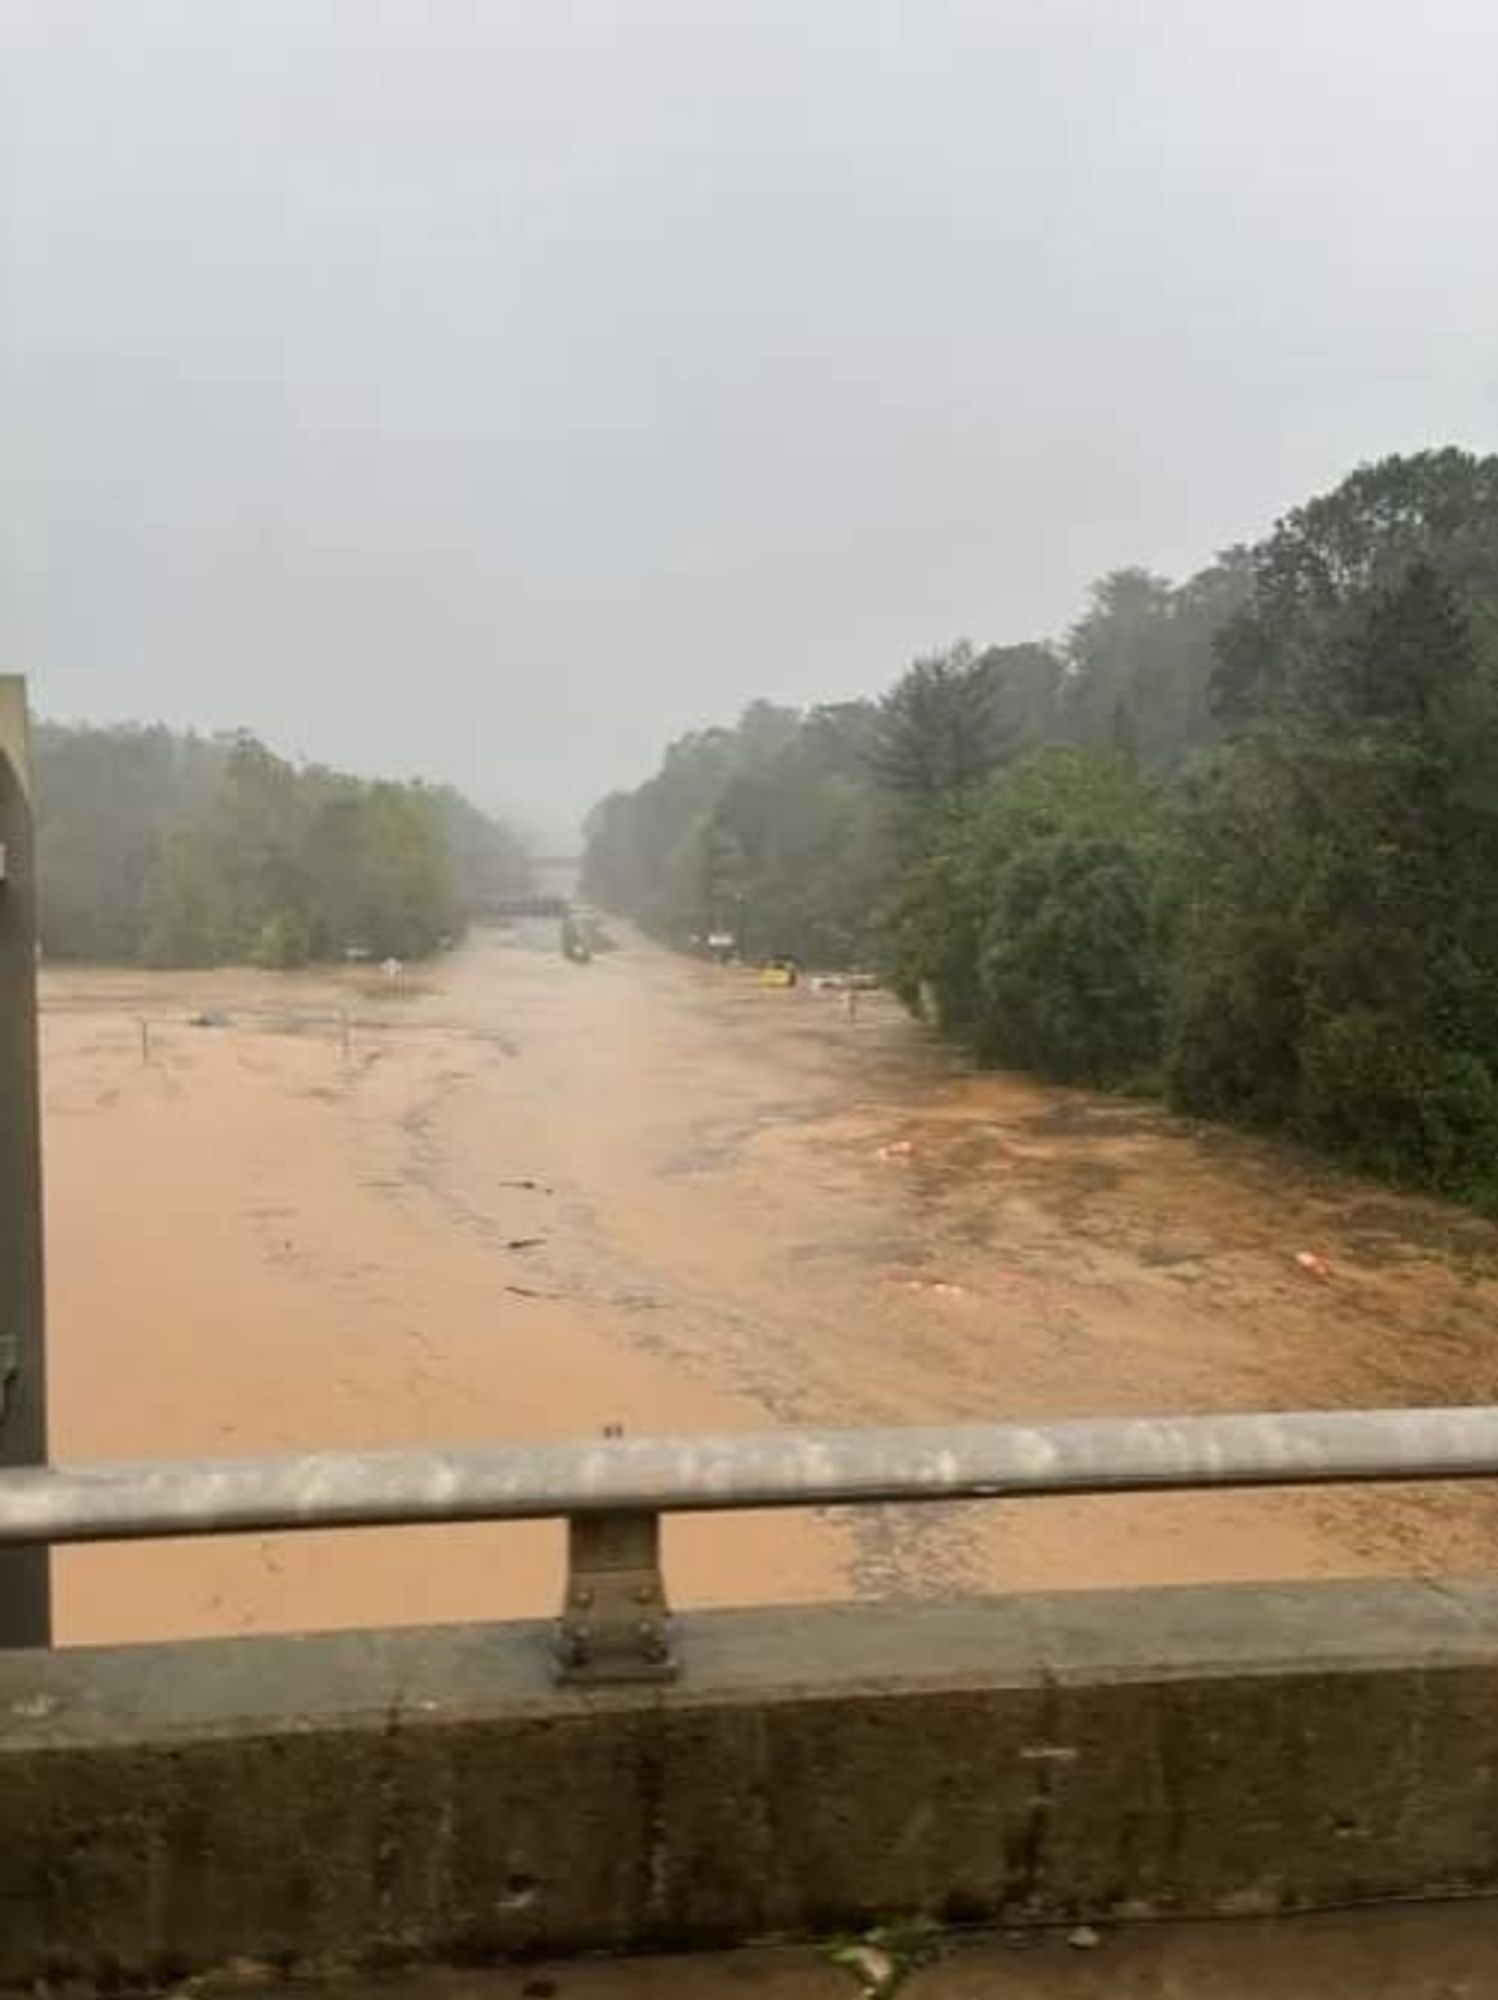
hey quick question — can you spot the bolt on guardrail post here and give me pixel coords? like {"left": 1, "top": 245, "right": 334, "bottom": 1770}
{"left": 0, "top": 676, "right": 50, "bottom": 1648}
{"left": 554, "top": 1508, "right": 676, "bottom": 1685}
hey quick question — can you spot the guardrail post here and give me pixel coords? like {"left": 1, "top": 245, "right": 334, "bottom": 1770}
{"left": 0, "top": 676, "right": 50, "bottom": 1648}
{"left": 554, "top": 1509, "right": 676, "bottom": 1685}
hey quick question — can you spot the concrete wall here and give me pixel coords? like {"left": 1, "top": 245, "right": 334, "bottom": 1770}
{"left": 6, "top": 1579, "right": 1498, "bottom": 1983}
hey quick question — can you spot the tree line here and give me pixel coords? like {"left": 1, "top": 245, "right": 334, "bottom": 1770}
{"left": 34, "top": 723, "right": 530, "bottom": 968}
{"left": 584, "top": 448, "right": 1498, "bottom": 1203}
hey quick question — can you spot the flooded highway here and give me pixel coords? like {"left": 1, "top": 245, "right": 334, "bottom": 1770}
{"left": 41, "top": 926, "right": 1498, "bottom": 1644}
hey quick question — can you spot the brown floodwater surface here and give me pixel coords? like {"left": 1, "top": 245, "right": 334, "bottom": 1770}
{"left": 42, "top": 929, "right": 1498, "bottom": 1644}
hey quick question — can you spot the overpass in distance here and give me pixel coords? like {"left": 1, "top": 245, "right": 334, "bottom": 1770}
{"left": 472, "top": 853, "right": 581, "bottom": 923}
{"left": 5, "top": 685, "right": 1498, "bottom": 1995}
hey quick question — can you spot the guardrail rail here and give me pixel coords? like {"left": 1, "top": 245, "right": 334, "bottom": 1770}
{"left": 5, "top": 1407, "right": 1498, "bottom": 1682}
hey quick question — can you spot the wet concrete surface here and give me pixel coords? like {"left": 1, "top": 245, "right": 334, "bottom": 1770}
{"left": 40, "top": 925, "right": 1498, "bottom": 1644}
{"left": 219, "top": 1906, "right": 1498, "bottom": 1999}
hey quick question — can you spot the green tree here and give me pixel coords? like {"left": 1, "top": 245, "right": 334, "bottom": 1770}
{"left": 35, "top": 724, "right": 224, "bottom": 959}
{"left": 872, "top": 643, "right": 1005, "bottom": 853}
{"left": 882, "top": 746, "right": 1164, "bottom": 1079}
{"left": 140, "top": 826, "right": 231, "bottom": 967}
{"left": 1061, "top": 556, "right": 1251, "bottom": 769}
{"left": 1173, "top": 458, "right": 1498, "bottom": 1195}
{"left": 1062, "top": 568, "right": 1175, "bottom": 754}
{"left": 978, "top": 832, "right": 1162, "bottom": 1083}
{"left": 35, "top": 720, "right": 523, "bottom": 969}
{"left": 1212, "top": 448, "right": 1498, "bottom": 723}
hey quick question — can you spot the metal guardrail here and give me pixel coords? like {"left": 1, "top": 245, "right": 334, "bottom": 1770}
{"left": 6, "top": 1408, "right": 1498, "bottom": 1682}
{"left": 0, "top": 675, "right": 49, "bottom": 1648}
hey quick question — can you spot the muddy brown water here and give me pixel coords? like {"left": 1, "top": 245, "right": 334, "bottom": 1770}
{"left": 42, "top": 928, "right": 1498, "bottom": 1645}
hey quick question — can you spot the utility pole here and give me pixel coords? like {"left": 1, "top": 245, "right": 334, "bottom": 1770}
{"left": 0, "top": 676, "right": 50, "bottom": 1645}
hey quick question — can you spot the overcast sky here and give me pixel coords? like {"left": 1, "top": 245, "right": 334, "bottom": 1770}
{"left": 3, "top": 2, "right": 1496, "bottom": 839}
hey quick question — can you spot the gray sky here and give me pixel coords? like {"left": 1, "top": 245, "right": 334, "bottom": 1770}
{"left": 3, "top": 1, "right": 1496, "bottom": 840}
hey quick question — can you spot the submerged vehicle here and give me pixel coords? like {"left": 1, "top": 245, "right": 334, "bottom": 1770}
{"left": 560, "top": 911, "right": 592, "bottom": 963}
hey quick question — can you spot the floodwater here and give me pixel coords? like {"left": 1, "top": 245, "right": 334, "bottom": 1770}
{"left": 42, "top": 927, "right": 1498, "bottom": 1645}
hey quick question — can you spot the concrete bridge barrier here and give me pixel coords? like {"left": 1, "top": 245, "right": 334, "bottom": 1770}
{"left": 7, "top": 1578, "right": 1498, "bottom": 1984}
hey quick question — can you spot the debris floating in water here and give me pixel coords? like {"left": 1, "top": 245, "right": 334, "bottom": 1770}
{"left": 880, "top": 1271, "right": 966, "bottom": 1298}
{"left": 1294, "top": 1249, "right": 1334, "bottom": 1281}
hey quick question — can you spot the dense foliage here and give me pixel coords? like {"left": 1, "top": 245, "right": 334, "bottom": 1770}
{"left": 584, "top": 699, "right": 892, "bottom": 968}
{"left": 35, "top": 723, "right": 529, "bottom": 968}
{"left": 1171, "top": 452, "right": 1498, "bottom": 1195}
{"left": 584, "top": 448, "right": 1498, "bottom": 1202}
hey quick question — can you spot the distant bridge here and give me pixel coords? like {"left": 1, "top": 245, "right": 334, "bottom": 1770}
{"left": 478, "top": 853, "right": 582, "bottom": 921}
{"left": 478, "top": 892, "right": 571, "bottom": 921}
